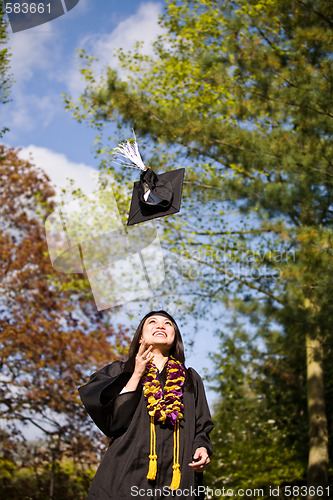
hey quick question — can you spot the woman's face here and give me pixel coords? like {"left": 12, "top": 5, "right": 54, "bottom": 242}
{"left": 141, "top": 314, "right": 176, "bottom": 353}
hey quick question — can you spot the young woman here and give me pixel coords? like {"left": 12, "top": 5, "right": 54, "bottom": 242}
{"left": 79, "top": 310, "right": 214, "bottom": 500}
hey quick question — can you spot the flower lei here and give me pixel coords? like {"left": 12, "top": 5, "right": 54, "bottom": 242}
{"left": 142, "top": 356, "right": 185, "bottom": 426}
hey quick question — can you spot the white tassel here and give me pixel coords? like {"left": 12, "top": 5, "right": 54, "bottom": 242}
{"left": 114, "top": 132, "right": 148, "bottom": 171}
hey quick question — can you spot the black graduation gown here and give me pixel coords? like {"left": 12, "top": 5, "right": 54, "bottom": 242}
{"left": 79, "top": 361, "right": 214, "bottom": 500}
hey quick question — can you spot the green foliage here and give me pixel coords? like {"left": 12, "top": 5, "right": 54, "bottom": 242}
{"left": 205, "top": 317, "right": 309, "bottom": 497}
{"left": 0, "top": 457, "right": 93, "bottom": 500}
{"left": 64, "top": 0, "right": 333, "bottom": 307}
{"left": 65, "top": 0, "right": 333, "bottom": 489}
{"left": 0, "top": 4, "right": 12, "bottom": 136}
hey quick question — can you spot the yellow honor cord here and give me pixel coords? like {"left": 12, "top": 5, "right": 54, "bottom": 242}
{"left": 169, "top": 420, "right": 181, "bottom": 490}
{"left": 146, "top": 415, "right": 157, "bottom": 480}
{"left": 146, "top": 418, "right": 181, "bottom": 489}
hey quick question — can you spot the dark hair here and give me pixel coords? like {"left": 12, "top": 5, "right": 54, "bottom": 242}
{"left": 126, "top": 310, "right": 185, "bottom": 370}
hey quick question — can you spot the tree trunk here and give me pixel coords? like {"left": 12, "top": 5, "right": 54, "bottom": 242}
{"left": 306, "top": 331, "right": 328, "bottom": 499}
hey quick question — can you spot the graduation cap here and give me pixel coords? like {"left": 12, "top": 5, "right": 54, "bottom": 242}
{"left": 114, "top": 135, "right": 185, "bottom": 226}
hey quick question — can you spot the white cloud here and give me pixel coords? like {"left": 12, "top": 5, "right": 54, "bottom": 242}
{"left": 2, "top": 26, "right": 62, "bottom": 134}
{"left": 18, "top": 145, "right": 99, "bottom": 198}
{"left": 96, "top": 1, "right": 163, "bottom": 57}
{"left": 6, "top": 93, "right": 58, "bottom": 131}
{"left": 8, "top": 26, "right": 59, "bottom": 85}
{"left": 66, "top": 2, "right": 164, "bottom": 98}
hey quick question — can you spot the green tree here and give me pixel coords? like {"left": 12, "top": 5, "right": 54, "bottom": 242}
{"left": 0, "top": 456, "right": 93, "bottom": 500}
{"left": 0, "top": 4, "right": 12, "bottom": 135}
{"left": 65, "top": 0, "right": 333, "bottom": 493}
{"left": 205, "top": 308, "right": 311, "bottom": 498}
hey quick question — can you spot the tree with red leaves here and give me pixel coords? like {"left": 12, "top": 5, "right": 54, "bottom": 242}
{"left": 0, "top": 145, "right": 131, "bottom": 464}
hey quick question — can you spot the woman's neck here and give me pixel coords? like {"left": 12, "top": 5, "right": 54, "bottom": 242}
{"left": 151, "top": 350, "right": 169, "bottom": 372}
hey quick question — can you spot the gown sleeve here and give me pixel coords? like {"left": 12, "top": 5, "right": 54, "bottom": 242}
{"left": 78, "top": 361, "right": 141, "bottom": 438}
{"left": 189, "top": 368, "right": 214, "bottom": 457}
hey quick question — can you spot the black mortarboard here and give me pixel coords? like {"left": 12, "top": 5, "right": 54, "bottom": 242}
{"left": 127, "top": 167, "right": 185, "bottom": 225}
{"left": 114, "top": 134, "right": 185, "bottom": 226}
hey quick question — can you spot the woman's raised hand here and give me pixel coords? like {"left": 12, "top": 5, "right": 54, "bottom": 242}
{"left": 134, "top": 340, "right": 154, "bottom": 378}
{"left": 122, "top": 341, "right": 154, "bottom": 393}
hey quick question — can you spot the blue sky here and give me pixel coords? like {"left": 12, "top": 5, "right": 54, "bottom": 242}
{"left": 2, "top": 0, "right": 219, "bottom": 406}
{"left": 2, "top": 0, "right": 164, "bottom": 188}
